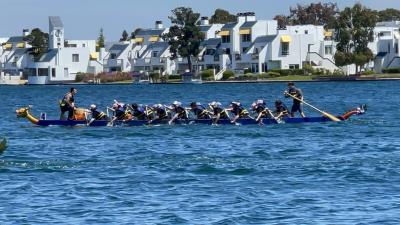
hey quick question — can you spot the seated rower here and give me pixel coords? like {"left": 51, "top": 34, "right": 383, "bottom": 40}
{"left": 148, "top": 104, "right": 169, "bottom": 123}
{"left": 111, "top": 101, "right": 132, "bottom": 121}
{"left": 130, "top": 103, "right": 148, "bottom": 120}
{"left": 227, "top": 101, "right": 251, "bottom": 124}
{"left": 251, "top": 99, "right": 274, "bottom": 123}
{"left": 167, "top": 101, "right": 188, "bottom": 125}
{"left": 87, "top": 104, "right": 108, "bottom": 126}
{"left": 189, "top": 102, "right": 211, "bottom": 119}
{"left": 274, "top": 100, "right": 289, "bottom": 119}
{"left": 209, "top": 101, "right": 230, "bottom": 124}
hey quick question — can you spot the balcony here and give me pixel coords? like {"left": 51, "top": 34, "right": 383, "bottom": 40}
{"left": 251, "top": 53, "right": 259, "bottom": 60}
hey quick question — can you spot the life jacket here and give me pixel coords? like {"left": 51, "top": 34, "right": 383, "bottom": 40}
{"left": 155, "top": 107, "right": 168, "bottom": 119}
{"left": 254, "top": 104, "right": 266, "bottom": 114}
{"left": 115, "top": 105, "right": 131, "bottom": 120}
{"left": 92, "top": 110, "right": 107, "bottom": 120}
{"left": 213, "top": 107, "right": 229, "bottom": 119}
{"left": 173, "top": 106, "right": 188, "bottom": 119}
{"left": 232, "top": 105, "right": 249, "bottom": 117}
{"left": 60, "top": 92, "right": 74, "bottom": 107}
{"left": 132, "top": 107, "right": 147, "bottom": 120}
{"left": 192, "top": 106, "right": 210, "bottom": 119}
{"left": 275, "top": 104, "right": 289, "bottom": 115}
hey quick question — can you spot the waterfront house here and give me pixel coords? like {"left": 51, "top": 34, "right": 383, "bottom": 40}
{"left": 372, "top": 21, "right": 400, "bottom": 73}
{"left": 26, "top": 17, "right": 98, "bottom": 84}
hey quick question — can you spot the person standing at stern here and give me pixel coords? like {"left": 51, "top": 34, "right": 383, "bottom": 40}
{"left": 284, "top": 82, "right": 305, "bottom": 118}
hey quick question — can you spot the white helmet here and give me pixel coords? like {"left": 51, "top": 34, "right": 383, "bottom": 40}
{"left": 90, "top": 104, "right": 97, "bottom": 110}
{"left": 172, "top": 101, "right": 182, "bottom": 106}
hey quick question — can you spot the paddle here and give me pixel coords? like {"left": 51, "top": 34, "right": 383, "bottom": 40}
{"left": 285, "top": 92, "right": 341, "bottom": 122}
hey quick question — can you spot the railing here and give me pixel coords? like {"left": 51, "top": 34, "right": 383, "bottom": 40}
{"left": 214, "top": 67, "right": 226, "bottom": 81}
{"left": 251, "top": 53, "right": 259, "bottom": 60}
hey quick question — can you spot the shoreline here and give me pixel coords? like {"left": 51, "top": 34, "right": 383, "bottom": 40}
{"left": 4, "top": 76, "right": 400, "bottom": 86}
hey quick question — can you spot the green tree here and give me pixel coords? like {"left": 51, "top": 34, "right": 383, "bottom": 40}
{"left": 120, "top": 30, "right": 129, "bottom": 42}
{"left": 377, "top": 8, "right": 400, "bottom": 22}
{"left": 275, "top": 2, "right": 338, "bottom": 29}
{"left": 130, "top": 28, "right": 142, "bottom": 39}
{"left": 274, "top": 15, "right": 291, "bottom": 29}
{"left": 163, "top": 7, "right": 205, "bottom": 73}
{"left": 209, "top": 9, "right": 237, "bottom": 24}
{"left": 97, "top": 28, "right": 105, "bottom": 51}
{"left": 334, "top": 3, "right": 378, "bottom": 73}
{"left": 26, "top": 28, "right": 49, "bottom": 61}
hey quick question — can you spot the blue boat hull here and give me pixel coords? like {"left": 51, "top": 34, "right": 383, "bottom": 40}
{"left": 35, "top": 116, "right": 336, "bottom": 127}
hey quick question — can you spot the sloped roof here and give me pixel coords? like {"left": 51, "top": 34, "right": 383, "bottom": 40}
{"left": 38, "top": 49, "right": 58, "bottom": 62}
{"left": 240, "top": 21, "right": 257, "bottom": 29}
{"left": 222, "top": 23, "right": 237, "bottom": 29}
{"left": 140, "top": 42, "right": 169, "bottom": 58}
{"left": 110, "top": 44, "right": 129, "bottom": 51}
{"left": 49, "top": 16, "right": 64, "bottom": 28}
{"left": 200, "top": 25, "right": 212, "bottom": 32}
{"left": 254, "top": 35, "right": 276, "bottom": 43}
{"left": 136, "top": 29, "right": 164, "bottom": 36}
{"left": 7, "top": 36, "right": 25, "bottom": 43}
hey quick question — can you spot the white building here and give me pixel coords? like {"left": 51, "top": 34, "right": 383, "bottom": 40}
{"left": 26, "top": 16, "right": 98, "bottom": 84}
{"left": 373, "top": 21, "right": 400, "bottom": 73}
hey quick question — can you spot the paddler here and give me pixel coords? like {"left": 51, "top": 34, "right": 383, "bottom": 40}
{"left": 111, "top": 100, "right": 132, "bottom": 121}
{"left": 274, "top": 100, "right": 289, "bottom": 119}
{"left": 130, "top": 103, "right": 148, "bottom": 120}
{"left": 226, "top": 101, "right": 251, "bottom": 124}
{"left": 148, "top": 104, "right": 169, "bottom": 123}
{"left": 189, "top": 102, "right": 211, "bottom": 119}
{"left": 251, "top": 99, "right": 274, "bottom": 123}
{"left": 59, "top": 87, "right": 77, "bottom": 120}
{"left": 284, "top": 82, "right": 306, "bottom": 118}
{"left": 209, "top": 101, "right": 230, "bottom": 124}
{"left": 167, "top": 101, "right": 188, "bottom": 125}
{"left": 87, "top": 104, "right": 108, "bottom": 126}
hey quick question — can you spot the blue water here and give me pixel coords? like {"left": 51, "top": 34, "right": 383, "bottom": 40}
{"left": 1, "top": 81, "right": 400, "bottom": 224}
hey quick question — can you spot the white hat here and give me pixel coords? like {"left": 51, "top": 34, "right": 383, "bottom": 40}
{"left": 153, "top": 104, "right": 163, "bottom": 108}
{"left": 256, "top": 99, "right": 264, "bottom": 104}
{"left": 172, "top": 101, "right": 182, "bottom": 106}
{"left": 90, "top": 104, "right": 97, "bottom": 109}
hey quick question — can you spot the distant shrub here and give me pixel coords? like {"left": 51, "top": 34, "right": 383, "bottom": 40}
{"left": 267, "top": 71, "right": 281, "bottom": 77}
{"left": 98, "top": 72, "right": 132, "bottom": 83}
{"left": 75, "top": 72, "right": 95, "bottom": 82}
{"left": 222, "top": 70, "right": 235, "bottom": 80}
{"left": 382, "top": 68, "right": 400, "bottom": 74}
{"left": 201, "top": 69, "right": 214, "bottom": 80}
{"left": 244, "top": 68, "right": 252, "bottom": 74}
{"left": 168, "top": 74, "right": 181, "bottom": 80}
{"left": 332, "top": 69, "right": 345, "bottom": 76}
{"left": 362, "top": 70, "right": 375, "bottom": 75}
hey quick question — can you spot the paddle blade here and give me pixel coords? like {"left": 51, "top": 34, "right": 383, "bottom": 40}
{"left": 322, "top": 112, "right": 341, "bottom": 122}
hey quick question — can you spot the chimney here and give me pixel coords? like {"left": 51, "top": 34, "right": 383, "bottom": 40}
{"left": 201, "top": 16, "right": 209, "bottom": 26}
{"left": 246, "top": 12, "right": 256, "bottom": 22}
{"left": 237, "top": 13, "right": 246, "bottom": 24}
{"left": 155, "top": 21, "right": 164, "bottom": 29}
{"left": 23, "top": 29, "right": 30, "bottom": 37}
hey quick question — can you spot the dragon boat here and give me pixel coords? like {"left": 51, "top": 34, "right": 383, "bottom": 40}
{"left": 16, "top": 105, "right": 366, "bottom": 127}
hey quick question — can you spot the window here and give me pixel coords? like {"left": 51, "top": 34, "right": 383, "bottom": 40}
{"left": 241, "top": 34, "right": 251, "bottom": 42}
{"left": 72, "top": 54, "right": 79, "bottom": 62}
{"left": 52, "top": 68, "right": 56, "bottom": 77}
{"left": 305, "top": 30, "right": 309, "bottom": 34}
{"left": 152, "top": 51, "right": 158, "bottom": 57}
{"left": 14, "top": 56, "right": 18, "bottom": 62}
{"left": 64, "top": 68, "right": 69, "bottom": 78}
{"left": 325, "top": 46, "right": 333, "bottom": 55}
{"left": 395, "top": 43, "right": 399, "bottom": 54}
{"left": 221, "top": 35, "right": 230, "bottom": 43}
{"left": 282, "top": 42, "right": 289, "bottom": 55}
{"left": 38, "top": 68, "right": 49, "bottom": 76}
{"left": 82, "top": 44, "right": 86, "bottom": 47}
{"left": 388, "top": 43, "right": 391, "bottom": 53}
{"left": 289, "top": 64, "right": 299, "bottom": 69}
{"left": 225, "top": 48, "right": 231, "bottom": 55}
{"left": 242, "top": 47, "right": 248, "bottom": 53}
{"left": 110, "top": 53, "right": 117, "bottom": 59}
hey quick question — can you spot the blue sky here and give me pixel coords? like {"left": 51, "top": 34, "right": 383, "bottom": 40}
{"left": 1, "top": 0, "right": 399, "bottom": 41}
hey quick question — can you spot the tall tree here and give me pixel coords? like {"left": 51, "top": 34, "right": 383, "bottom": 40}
{"left": 334, "top": 3, "right": 378, "bottom": 73}
{"left": 163, "top": 7, "right": 204, "bottom": 73}
{"left": 289, "top": 2, "right": 339, "bottom": 29}
{"left": 97, "top": 28, "right": 105, "bottom": 51}
{"left": 274, "top": 15, "right": 291, "bottom": 29}
{"left": 26, "top": 28, "right": 49, "bottom": 61}
{"left": 377, "top": 8, "right": 400, "bottom": 22}
{"left": 209, "top": 9, "right": 237, "bottom": 24}
{"left": 120, "top": 30, "right": 129, "bottom": 42}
